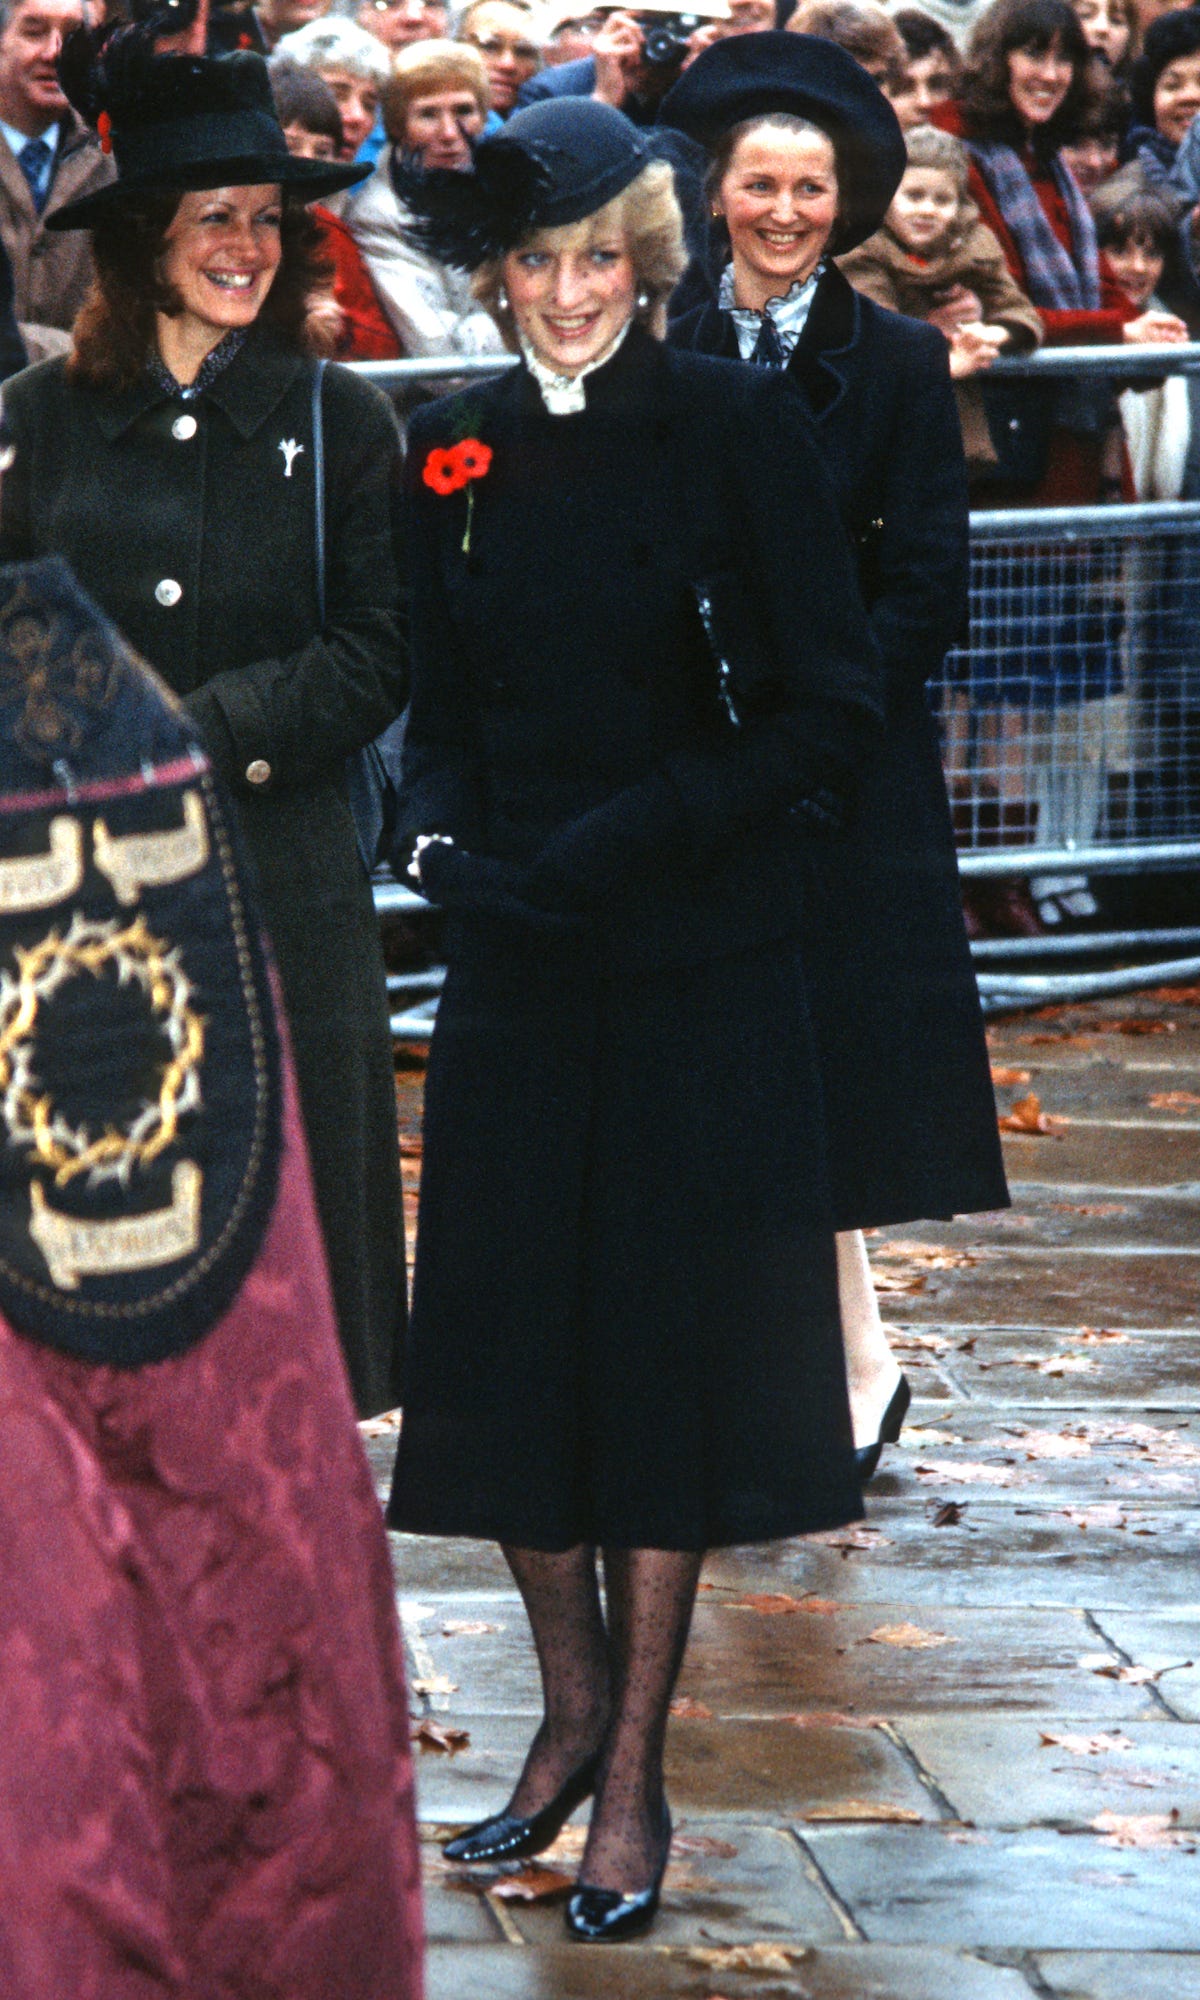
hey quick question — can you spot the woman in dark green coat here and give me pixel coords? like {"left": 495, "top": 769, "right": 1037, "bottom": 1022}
{"left": 0, "top": 29, "right": 408, "bottom": 1415}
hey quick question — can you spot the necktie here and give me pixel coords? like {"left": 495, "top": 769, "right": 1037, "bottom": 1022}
{"left": 749, "top": 312, "right": 786, "bottom": 368}
{"left": 17, "top": 136, "right": 52, "bottom": 214}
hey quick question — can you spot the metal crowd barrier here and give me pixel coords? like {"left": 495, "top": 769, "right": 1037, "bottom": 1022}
{"left": 360, "top": 347, "right": 1200, "bottom": 1024}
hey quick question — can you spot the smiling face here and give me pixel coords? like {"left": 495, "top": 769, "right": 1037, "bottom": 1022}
{"left": 1105, "top": 228, "right": 1165, "bottom": 306}
{"left": 716, "top": 123, "right": 839, "bottom": 312}
{"left": 1007, "top": 36, "right": 1075, "bottom": 126}
{"left": 502, "top": 219, "right": 637, "bottom": 375}
{"left": 159, "top": 185, "right": 283, "bottom": 346}
{"left": 402, "top": 86, "right": 485, "bottom": 168}
{"left": 1153, "top": 50, "right": 1200, "bottom": 144}
{"left": 888, "top": 163, "right": 962, "bottom": 256}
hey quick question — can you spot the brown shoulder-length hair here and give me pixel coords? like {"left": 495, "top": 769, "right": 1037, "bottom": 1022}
{"left": 68, "top": 186, "right": 335, "bottom": 393}
{"left": 961, "top": 0, "right": 1100, "bottom": 157}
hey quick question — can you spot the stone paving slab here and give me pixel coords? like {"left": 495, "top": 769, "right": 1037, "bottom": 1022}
{"left": 412, "top": 1709, "right": 936, "bottom": 1824}
{"left": 893, "top": 1260, "right": 1200, "bottom": 1330}
{"left": 897, "top": 1714, "right": 1200, "bottom": 1827}
{"left": 799, "top": 1824, "right": 1200, "bottom": 1949}
{"left": 675, "top": 1602, "right": 1164, "bottom": 1718}
{"left": 498, "top": 1822, "right": 848, "bottom": 1949}
{"left": 1088, "top": 1611, "right": 1200, "bottom": 1722}
{"left": 1035, "top": 1953, "right": 1200, "bottom": 1999}
{"left": 425, "top": 1941, "right": 1042, "bottom": 1999}
{"left": 930, "top": 1324, "right": 1200, "bottom": 1393}
{"left": 990, "top": 1124, "right": 1200, "bottom": 1189}
{"left": 701, "top": 1499, "right": 1200, "bottom": 1608}
{"left": 903, "top": 1195, "right": 1200, "bottom": 1251}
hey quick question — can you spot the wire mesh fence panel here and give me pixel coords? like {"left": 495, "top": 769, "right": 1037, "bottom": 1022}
{"left": 935, "top": 505, "right": 1200, "bottom": 876}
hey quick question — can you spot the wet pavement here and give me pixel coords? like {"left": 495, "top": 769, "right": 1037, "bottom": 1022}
{"left": 373, "top": 991, "right": 1200, "bottom": 1999}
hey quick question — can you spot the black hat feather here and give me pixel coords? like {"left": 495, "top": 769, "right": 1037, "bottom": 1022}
{"left": 397, "top": 100, "right": 650, "bottom": 272}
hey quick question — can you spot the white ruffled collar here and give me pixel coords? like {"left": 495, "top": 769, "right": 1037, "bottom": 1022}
{"left": 518, "top": 314, "right": 634, "bottom": 415}
{"left": 719, "top": 263, "right": 823, "bottom": 362}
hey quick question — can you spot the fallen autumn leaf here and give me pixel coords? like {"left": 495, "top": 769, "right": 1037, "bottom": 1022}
{"left": 999, "top": 1093, "right": 1068, "bottom": 1136}
{"left": 413, "top": 1721, "right": 470, "bottom": 1753}
{"left": 866, "top": 1623, "right": 957, "bottom": 1649}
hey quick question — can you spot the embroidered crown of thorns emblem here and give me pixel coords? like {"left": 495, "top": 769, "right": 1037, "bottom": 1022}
{"left": 0, "top": 911, "right": 205, "bottom": 1191}
{"left": 0, "top": 562, "right": 282, "bottom": 1366}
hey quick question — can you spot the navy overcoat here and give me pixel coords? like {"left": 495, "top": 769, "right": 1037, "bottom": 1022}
{"left": 387, "top": 326, "right": 882, "bottom": 1550}
{"left": 671, "top": 264, "right": 1009, "bottom": 1227}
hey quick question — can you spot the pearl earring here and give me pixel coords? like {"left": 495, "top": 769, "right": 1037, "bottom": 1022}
{"left": 498, "top": 284, "right": 509, "bottom": 310}
{"left": 637, "top": 289, "right": 649, "bottom": 310}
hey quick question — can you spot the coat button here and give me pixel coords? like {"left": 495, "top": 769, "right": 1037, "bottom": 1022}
{"left": 155, "top": 578, "right": 182, "bottom": 607}
{"left": 245, "top": 759, "right": 271, "bottom": 786}
{"left": 171, "top": 414, "right": 198, "bottom": 440}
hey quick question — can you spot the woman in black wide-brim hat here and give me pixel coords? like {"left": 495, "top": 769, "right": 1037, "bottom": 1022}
{"left": 0, "top": 23, "right": 408, "bottom": 1417}
{"left": 661, "top": 34, "right": 1010, "bottom": 1478}
{"left": 386, "top": 93, "right": 884, "bottom": 1943}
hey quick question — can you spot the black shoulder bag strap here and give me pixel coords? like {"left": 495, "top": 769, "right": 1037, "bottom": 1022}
{"left": 312, "top": 359, "right": 395, "bottom": 874}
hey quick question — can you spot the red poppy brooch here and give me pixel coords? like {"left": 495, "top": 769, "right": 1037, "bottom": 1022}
{"left": 422, "top": 438, "right": 493, "bottom": 552}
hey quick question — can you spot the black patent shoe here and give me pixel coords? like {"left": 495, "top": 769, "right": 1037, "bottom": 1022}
{"left": 565, "top": 1802, "right": 672, "bottom": 1944}
{"left": 442, "top": 1752, "right": 600, "bottom": 1864}
{"left": 855, "top": 1373, "right": 912, "bottom": 1483}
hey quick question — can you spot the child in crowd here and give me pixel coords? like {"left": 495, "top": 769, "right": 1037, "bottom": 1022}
{"left": 1093, "top": 166, "right": 1200, "bottom": 493}
{"left": 838, "top": 124, "right": 1044, "bottom": 474}
{"left": 270, "top": 62, "right": 401, "bottom": 359}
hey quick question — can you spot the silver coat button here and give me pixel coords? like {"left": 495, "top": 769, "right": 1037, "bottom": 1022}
{"left": 172, "top": 414, "right": 198, "bottom": 440}
{"left": 245, "top": 759, "right": 271, "bottom": 786}
{"left": 155, "top": 578, "right": 182, "bottom": 607}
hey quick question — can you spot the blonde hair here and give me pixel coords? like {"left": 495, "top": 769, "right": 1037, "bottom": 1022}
{"left": 382, "top": 39, "right": 490, "bottom": 140}
{"left": 902, "top": 121, "right": 970, "bottom": 198}
{"left": 473, "top": 159, "right": 688, "bottom": 346}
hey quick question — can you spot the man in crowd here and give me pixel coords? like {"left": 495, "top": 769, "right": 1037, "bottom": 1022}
{"left": 0, "top": 0, "right": 112, "bottom": 358}
{"left": 357, "top": 0, "right": 448, "bottom": 53}
{"left": 517, "top": 0, "right": 731, "bottom": 122}
{"left": 253, "top": 0, "right": 334, "bottom": 50}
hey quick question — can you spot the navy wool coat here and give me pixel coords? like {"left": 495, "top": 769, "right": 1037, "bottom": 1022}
{"left": 671, "top": 263, "right": 1008, "bottom": 1227}
{"left": 386, "top": 326, "right": 885, "bottom": 1549}
{"left": 0, "top": 332, "right": 409, "bottom": 1414}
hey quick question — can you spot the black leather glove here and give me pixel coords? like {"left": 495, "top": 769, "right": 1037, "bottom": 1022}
{"left": 415, "top": 840, "right": 581, "bottom": 935}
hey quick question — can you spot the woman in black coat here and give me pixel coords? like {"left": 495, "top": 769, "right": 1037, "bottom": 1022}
{"left": 0, "top": 32, "right": 407, "bottom": 1415}
{"left": 662, "top": 33, "right": 1009, "bottom": 1474}
{"left": 387, "top": 97, "right": 884, "bottom": 1941}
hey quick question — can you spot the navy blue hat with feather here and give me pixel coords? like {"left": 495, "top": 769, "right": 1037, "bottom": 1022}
{"left": 396, "top": 98, "right": 651, "bottom": 271}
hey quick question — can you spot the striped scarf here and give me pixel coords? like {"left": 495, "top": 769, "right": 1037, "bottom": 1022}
{"left": 965, "top": 139, "right": 1100, "bottom": 311}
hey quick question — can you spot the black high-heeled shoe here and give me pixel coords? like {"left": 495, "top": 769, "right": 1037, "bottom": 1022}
{"left": 442, "top": 1751, "right": 600, "bottom": 1864}
{"left": 855, "top": 1372, "right": 911, "bottom": 1483}
{"left": 565, "top": 1800, "right": 672, "bottom": 1943}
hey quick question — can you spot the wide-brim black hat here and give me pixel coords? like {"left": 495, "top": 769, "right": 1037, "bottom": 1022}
{"left": 658, "top": 31, "right": 905, "bottom": 251}
{"left": 47, "top": 33, "right": 367, "bottom": 231}
{"left": 396, "top": 98, "right": 651, "bottom": 272}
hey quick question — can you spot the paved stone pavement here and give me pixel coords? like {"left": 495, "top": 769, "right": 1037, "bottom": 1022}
{"left": 369, "top": 988, "right": 1200, "bottom": 2000}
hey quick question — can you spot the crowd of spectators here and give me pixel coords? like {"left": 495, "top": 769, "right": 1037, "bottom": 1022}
{"left": 0, "top": 0, "right": 1198, "bottom": 932}
{"left": 6, "top": 0, "right": 1200, "bottom": 416}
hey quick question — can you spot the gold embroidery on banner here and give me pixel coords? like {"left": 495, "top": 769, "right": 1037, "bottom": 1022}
{"left": 0, "top": 816, "right": 83, "bottom": 911}
{"left": 93, "top": 790, "right": 210, "bottom": 906}
{"left": 0, "top": 913, "right": 205, "bottom": 1188}
{"left": 29, "top": 1158, "right": 203, "bottom": 1289}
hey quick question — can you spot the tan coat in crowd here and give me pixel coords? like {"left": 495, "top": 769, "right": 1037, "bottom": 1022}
{"left": 0, "top": 109, "right": 114, "bottom": 358}
{"left": 838, "top": 213, "right": 1043, "bottom": 468}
